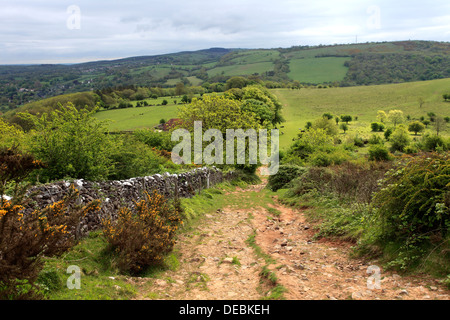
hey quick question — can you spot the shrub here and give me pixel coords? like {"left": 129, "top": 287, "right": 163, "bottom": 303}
{"left": 389, "top": 126, "right": 411, "bottom": 152}
{"left": 286, "top": 167, "right": 333, "bottom": 196}
{"left": 421, "top": 134, "right": 449, "bottom": 152}
{"left": 353, "top": 136, "right": 365, "bottom": 147}
{"left": 309, "top": 149, "right": 351, "bottom": 167}
{"left": 312, "top": 117, "right": 338, "bottom": 136}
{"left": 107, "top": 135, "right": 169, "bottom": 180}
{"left": 286, "top": 128, "right": 335, "bottom": 161}
{"left": 372, "top": 153, "right": 450, "bottom": 260}
{"left": 102, "top": 190, "right": 183, "bottom": 275}
{"left": 134, "top": 129, "right": 175, "bottom": 151}
{"left": 384, "top": 128, "right": 393, "bottom": 141}
{"left": 267, "top": 165, "right": 307, "bottom": 191}
{"left": 20, "top": 104, "right": 114, "bottom": 182}
{"left": 404, "top": 144, "right": 420, "bottom": 154}
{"left": 328, "top": 161, "right": 392, "bottom": 203}
{"left": 368, "top": 144, "right": 392, "bottom": 162}
{"left": 368, "top": 134, "right": 383, "bottom": 145}
{"left": 371, "top": 122, "right": 380, "bottom": 132}
{"left": 371, "top": 122, "right": 385, "bottom": 132}
{"left": 0, "top": 147, "right": 100, "bottom": 299}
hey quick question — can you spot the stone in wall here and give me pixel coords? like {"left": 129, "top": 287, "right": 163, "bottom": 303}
{"left": 24, "top": 167, "right": 236, "bottom": 237}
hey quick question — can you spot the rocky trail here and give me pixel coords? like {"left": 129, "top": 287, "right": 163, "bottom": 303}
{"left": 131, "top": 177, "right": 450, "bottom": 301}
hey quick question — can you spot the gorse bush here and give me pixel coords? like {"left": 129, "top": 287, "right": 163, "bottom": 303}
{"left": 372, "top": 153, "right": 450, "bottom": 240}
{"left": 102, "top": 190, "right": 183, "bottom": 275}
{"left": 0, "top": 146, "right": 101, "bottom": 299}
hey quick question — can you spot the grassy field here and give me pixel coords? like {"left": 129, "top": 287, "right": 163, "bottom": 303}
{"left": 273, "top": 78, "right": 450, "bottom": 149}
{"left": 93, "top": 78, "right": 450, "bottom": 147}
{"left": 287, "top": 57, "right": 349, "bottom": 84}
{"left": 94, "top": 103, "right": 178, "bottom": 131}
{"left": 207, "top": 62, "right": 274, "bottom": 77}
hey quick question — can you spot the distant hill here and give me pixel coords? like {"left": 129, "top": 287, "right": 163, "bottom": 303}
{"left": 1, "top": 40, "right": 450, "bottom": 112}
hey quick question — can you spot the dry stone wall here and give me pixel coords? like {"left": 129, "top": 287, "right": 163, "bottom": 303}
{"left": 25, "top": 167, "right": 235, "bottom": 237}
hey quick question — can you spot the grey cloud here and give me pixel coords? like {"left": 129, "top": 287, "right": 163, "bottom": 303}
{"left": 1, "top": 0, "right": 449, "bottom": 64}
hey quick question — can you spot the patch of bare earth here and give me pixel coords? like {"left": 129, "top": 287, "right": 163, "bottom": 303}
{"left": 133, "top": 181, "right": 450, "bottom": 300}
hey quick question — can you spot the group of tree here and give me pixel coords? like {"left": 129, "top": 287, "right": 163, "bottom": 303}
{"left": 342, "top": 53, "right": 450, "bottom": 86}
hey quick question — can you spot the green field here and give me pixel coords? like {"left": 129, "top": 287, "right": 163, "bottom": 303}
{"left": 207, "top": 62, "right": 274, "bottom": 77}
{"left": 287, "top": 57, "right": 349, "bottom": 84}
{"left": 94, "top": 104, "right": 178, "bottom": 131}
{"left": 273, "top": 78, "right": 450, "bottom": 149}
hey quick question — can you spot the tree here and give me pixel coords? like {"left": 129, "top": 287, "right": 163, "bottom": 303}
{"left": 428, "top": 112, "right": 436, "bottom": 122}
{"left": 340, "top": 115, "right": 352, "bottom": 124}
{"left": 322, "top": 113, "right": 333, "bottom": 120}
{"left": 241, "top": 85, "right": 284, "bottom": 126}
{"left": 371, "top": 122, "right": 380, "bottom": 132}
{"left": 340, "top": 123, "right": 348, "bottom": 134}
{"left": 181, "top": 95, "right": 190, "bottom": 104}
{"left": 176, "top": 95, "right": 262, "bottom": 134}
{"left": 377, "top": 110, "right": 387, "bottom": 123}
{"left": 225, "top": 76, "right": 248, "bottom": 90}
{"left": 175, "top": 82, "right": 186, "bottom": 96}
{"left": 434, "top": 116, "right": 447, "bottom": 136}
{"left": 19, "top": 103, "right": 114, "bottom": 181}
{"left": 241, "top": 99, "right": 275, "bottom": 126}
{"left": 418, "top": 97, "right": 425, "bottom": 108}
{"left": 408, "top": 121, "right": 426, "bottom": 135}
{"left": 388, "top": 110, "right": 404, "bottom": 127}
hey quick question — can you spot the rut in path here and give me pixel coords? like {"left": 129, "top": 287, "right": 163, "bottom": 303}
{"left": 132, "top": 180, "right": 450, "bottom": 300}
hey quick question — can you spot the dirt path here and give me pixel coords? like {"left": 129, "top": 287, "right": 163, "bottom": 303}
{"left": 132, "top": 179, "right": 450, "bottom": 300}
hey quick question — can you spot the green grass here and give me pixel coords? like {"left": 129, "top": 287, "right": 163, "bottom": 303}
{"left": 94, "top": 103, "right": 178, "bottom": 131}
{"left": 272, "top": 78, "right": 450, "bottom": 149}
{"left": 287, "top": 57, "right": 350, "bottom": 84}
{"left": 39, "top": 232, "right": 136, "bottom": 300}
{"left": 207, "top": 62, "right": 274, "bottom": 77}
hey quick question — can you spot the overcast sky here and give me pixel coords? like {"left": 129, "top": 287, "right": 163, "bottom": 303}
{"left": 1, "top": 0, "right": 450, "bottom": 64}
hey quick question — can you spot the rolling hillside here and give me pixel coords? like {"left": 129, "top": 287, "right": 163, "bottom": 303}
{"left": 2, "top": 40, "right": 450, "bottom": 113}
{"left": 273, "top": 78, "right": 450, "bottom": 148}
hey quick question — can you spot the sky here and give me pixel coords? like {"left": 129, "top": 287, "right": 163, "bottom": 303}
{"left": 1, "top": 0, "right": 450, "bottom": 64}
